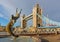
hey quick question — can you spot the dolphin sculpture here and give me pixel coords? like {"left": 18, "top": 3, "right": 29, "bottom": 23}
{"left": 6, "top": 8, "right": 22, "bottom": 39}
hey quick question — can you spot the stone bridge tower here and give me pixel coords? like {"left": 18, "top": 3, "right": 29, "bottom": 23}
{"left": 21, "top": 14, "right": 27, "bottom": 28}
{"left": 33, "top": 4, "right": 42, "bottom": 28}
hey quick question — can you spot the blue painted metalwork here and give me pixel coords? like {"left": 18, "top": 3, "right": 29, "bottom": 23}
{"left": 37, "top": 13, "right": 60, "bottom": 28}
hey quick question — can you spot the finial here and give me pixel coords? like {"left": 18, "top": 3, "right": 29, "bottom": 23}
{"left": 36, "top": 0, "right": 39, "bottom": 6}
{"left": 35, "top": 4, "right": 39, "bottom": 7}
{"left": 22, "top": 14, "right": 25, "bottom": 18}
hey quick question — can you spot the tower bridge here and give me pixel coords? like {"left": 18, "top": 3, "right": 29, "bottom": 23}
{"left": 1, "top": 3, "right": 60, "bottom": 36}
{"left": 1, "top": 3, "right": 60, "bottom": 42}
{"left": 21, "top": 3, "right": 60, "bottom": 28}
{"left": 12, "top": 3, "right": 60, "bottom": 36}
{"left": 13, "top": 3, "right": 60, "bottom": 36}
{"left": 21, "top": 4, "right": 42, "bottom": 28}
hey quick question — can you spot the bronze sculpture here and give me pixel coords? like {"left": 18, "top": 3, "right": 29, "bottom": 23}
{"left": 6, "top": 8, "right": 22, "bottom": 39}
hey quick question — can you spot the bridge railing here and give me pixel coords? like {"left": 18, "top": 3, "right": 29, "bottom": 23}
{"left": 13, "top": 29, "right": 59, "bottom": 35}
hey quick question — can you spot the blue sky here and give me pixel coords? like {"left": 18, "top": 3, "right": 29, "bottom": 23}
{"left": 0, "top": 0, "right": 60, "bottom": 26}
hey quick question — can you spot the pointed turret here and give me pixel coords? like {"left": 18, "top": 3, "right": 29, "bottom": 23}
{"left": 33, "top": 4, "right": 43, "bottom": 27}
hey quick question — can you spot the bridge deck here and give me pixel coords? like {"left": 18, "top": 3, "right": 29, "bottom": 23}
{"left": 0, "top": 33, "right": 59, "bottom": 37}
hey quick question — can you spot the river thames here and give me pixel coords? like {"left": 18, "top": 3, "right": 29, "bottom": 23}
{"left": 0, "top": 36, "right": 38, "bottom": 42}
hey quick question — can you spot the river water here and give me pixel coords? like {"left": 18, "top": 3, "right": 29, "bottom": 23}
{"left": 0, "top": 32, "right": 41, "bottom": 42}
{"left": 0, "top": 36, "right": 38, "bottom": 42}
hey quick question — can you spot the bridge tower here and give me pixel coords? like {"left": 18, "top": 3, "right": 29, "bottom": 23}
{"left": 21, "top": 14, "right": 27, "bottom": 28}
{"left": 33, "top": 4, "right": 42, "bottom": 28}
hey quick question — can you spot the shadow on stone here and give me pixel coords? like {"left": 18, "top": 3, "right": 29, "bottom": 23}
{"left": 41, "top": 38, "right": 49, "bottom": 42}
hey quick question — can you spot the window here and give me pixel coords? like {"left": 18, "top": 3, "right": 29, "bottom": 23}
{"left": 37, "top": 24, "right": 40, "bottom": 27}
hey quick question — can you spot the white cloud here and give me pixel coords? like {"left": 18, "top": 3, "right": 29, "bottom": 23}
{"left": 0, "top": 13, "right": 4, "bottom": 17}
{"left": 0, "top": 13, "right": 9, "bottom": 20}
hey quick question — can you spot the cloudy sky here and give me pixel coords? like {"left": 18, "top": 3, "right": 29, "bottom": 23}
{"left": 0, "top": 0, "right": 60, "bottom": 26}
